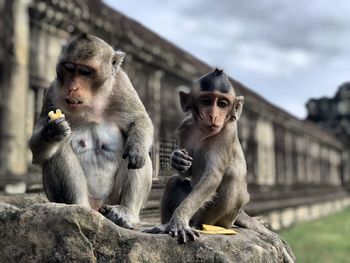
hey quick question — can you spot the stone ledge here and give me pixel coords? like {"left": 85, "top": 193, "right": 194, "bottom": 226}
{"left": 0, "top": 202, "right": 284, "bottom": 263}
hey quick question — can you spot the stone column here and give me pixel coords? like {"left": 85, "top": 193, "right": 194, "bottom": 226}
{"left": 342, "top": 151, "right": 350, "bottom": 185}
{"left": 0, "top": 0, "right": 31, "bottom": 183}
{"left": 295, "top": 136, "right": 306, "bottom": 184}
{"left": 255, "top": 118, "right": 276, "bottom": 185}
{"left": 284, "top": 132, "right": 294, "bottom": 185}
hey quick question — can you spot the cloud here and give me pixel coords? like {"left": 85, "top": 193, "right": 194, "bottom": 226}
{"left": 104, "top": 0, "right": 350, "bottom": 118}
{"left": 231, "top": 42, "right": 313, "bottom": 76}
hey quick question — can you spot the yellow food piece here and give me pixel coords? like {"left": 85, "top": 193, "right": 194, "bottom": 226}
{"left": 48, "top": 109, "right": 65, "bottom": 121}
{"left": 198, "top": 224, "right": 237, "bottom": 235}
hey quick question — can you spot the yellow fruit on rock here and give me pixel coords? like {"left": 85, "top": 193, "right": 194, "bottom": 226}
{"left": 199, "top": 224, "right": 237, "bottom": 235}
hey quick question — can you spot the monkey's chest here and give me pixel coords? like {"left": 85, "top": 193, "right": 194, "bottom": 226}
{"left": 70, "top": 123, "right": 124, "bottom": 198}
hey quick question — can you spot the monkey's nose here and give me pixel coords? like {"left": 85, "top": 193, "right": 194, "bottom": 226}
{"left": 209, "top": 115, "right": 217, "bottom": 124}
{"left": 68, "top": 86, "right": 79, "bottom": 93}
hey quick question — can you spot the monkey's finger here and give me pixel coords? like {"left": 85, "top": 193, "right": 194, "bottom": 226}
{"left": 122, "top": 153, "right": 128, "bottom": 159}
{"left": 172, "top": 154, "right": 191, "bottom": 164}
{"left": 173, "top": 150, "right": 193, "bottom": 161}
{"left": 180, "top": 150, "right": 193, "bottom": 160}
{"left": 51, "top": 117, "right": 66, "bottom": 124}
{"left": 169, "top": 229, "right": 178, "bottom": 237}
{"left": 99, "top": 205, "right": 111, "bottom": 214}
{"left": 122, "top": 146, "right": 129, "bottom": 159}
{"left": 129, "top": 159, "right": 145, "bottom": 169}
{"left": 179, "top": 149, "right": 190, "bottom": 155}
{"left": 179, "top": 229, "right": 187, "bottom": 244}
{"left": 58, "top": 121, "right": 70, "bottom": 129}
{"left": 187, "top": 230, "right": 197, "bottom": 241}
{"left": 112, "top": 215, "right": 131, "bottom": 229}
{"left": 118, "top": 218, "right": 133, "bottom": 230}
{"left": 191, "top": 228, "right": 200, "bottom": 239}
{"left": 172, "top": 155, "right": 192, "bottom": 166}
{"left": 127, "top": 152, "right": 136, "bottom": 168}
{"left": 193, "top": 229, "right": 200, "bottom": 237}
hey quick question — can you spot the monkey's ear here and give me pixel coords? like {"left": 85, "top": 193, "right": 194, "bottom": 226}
{"left": 179, "top": 91, "right": 191, "bottom": 112}
{"left": 233, "top": 96, "right": 244, "bottom": 121}
{"left": 112, "top": 50, "right": 125, "bottom": 67}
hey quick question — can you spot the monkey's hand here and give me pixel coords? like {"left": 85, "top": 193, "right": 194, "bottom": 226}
{"left": 166, "top": 217, "right": 199, "bottom": 244}
{"left": 170, "top": 149, "right": 193, "bottom": 172}
{"left": 41, "top": 118, "right": 71, "bottom": 142}
{"left": 99, "top": 204, "right": 134, "bottom": 230}
{"left": 143, "top": 219, "right": 199, "bottom": 244}
{"left": 122, "top": 141, "right": 147, "bottom": 169}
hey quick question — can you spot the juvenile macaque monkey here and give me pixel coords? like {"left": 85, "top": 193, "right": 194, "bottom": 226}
{"left": 29, "top": 34, "right": 153, "bottom": 229}
{"left": 146, "top": 69, "right": 295, "bottom": 262}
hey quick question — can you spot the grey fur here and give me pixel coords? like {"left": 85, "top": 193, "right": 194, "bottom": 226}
{"left": 29, "top": 35, "right": 153, "bottom": 229}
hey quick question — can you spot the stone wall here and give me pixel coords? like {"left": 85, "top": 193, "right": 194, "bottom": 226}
{"left": 0, "top": 0, "right": 349, "bottom": 219}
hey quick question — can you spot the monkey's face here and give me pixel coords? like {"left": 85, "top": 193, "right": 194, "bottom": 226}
{"left": 57, "top": 61, "right": 112, "bottom": 114}
{"left": 194, "top": 91, "right": 234, "bottom": 133}
{"left": 55, "top": 34, "right": 124, "bottom": 117}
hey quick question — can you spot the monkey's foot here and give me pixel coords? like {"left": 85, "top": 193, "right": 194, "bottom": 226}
{"left": 99, "top": 205, "right": 134, "bottom": 230}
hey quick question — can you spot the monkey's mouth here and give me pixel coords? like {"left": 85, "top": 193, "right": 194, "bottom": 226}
{"left": 65, "top": 98, "right": 84, "bottom": 108}
{"left": 209, "top": 124, "right": 221, "bottom": 129}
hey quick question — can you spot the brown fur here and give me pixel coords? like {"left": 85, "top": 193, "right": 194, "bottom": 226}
{"left": 145, "top": 71, "right": 295, "bottom": 262}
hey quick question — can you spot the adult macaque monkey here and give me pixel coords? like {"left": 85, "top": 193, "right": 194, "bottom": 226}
{"left": 146, "top": 69, "right": 295, "bottom": 262}
{"left": 29, "top": 34, "right": 153, "bottom": 229}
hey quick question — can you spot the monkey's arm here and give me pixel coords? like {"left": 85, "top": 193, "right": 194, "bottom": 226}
{"left": 170, "top": 117, "right": 194, "bottom": 174}
{"left": 115, "top": 73, "right": 154, "bottom": 169}
{"left": 122, "top": 113, "right": 153, "bottom": 169}
{"left": 173, "top": 167, "right": 222, "bottom": 222}
{"left": 167, "top": 160, "right": 224, "bottom": 243}
{"left": 29, "top": 86, "right": 71, "bottom": 165}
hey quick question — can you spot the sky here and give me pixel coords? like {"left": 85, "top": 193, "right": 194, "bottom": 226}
{"left": 104, "top": 0, "right": 350, "bottom": 119}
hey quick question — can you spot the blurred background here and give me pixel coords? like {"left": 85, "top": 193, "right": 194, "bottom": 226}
{"left": 0, "top": 0, "right": 349, "bottom": 261}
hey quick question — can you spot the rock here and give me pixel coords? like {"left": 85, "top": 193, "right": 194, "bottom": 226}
{"left": 0, "top": 193, "right": 47, "bottom": 208}
{"left": 0, "top": 202, "right": 284, "bottom": 263}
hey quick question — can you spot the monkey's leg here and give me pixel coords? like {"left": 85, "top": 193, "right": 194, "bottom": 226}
{"left": 161, "top": 175, "right": 192, "bottom": 224}
{"left": 235, "top": 210, "right": 296, "bottom": 263}
{"left": 101, "top": 156, "right": 153, "bottom": 229}
{"left": 141, "top": 175, "right": 192, "bottom": 234}
{"left": 42, "top": 146, "right": 90, "bottom": 207}
{"left": 189, "top": 177, "right": 248, "bottom": 229}
{"left": 191, "top": 191, "right": 242, "bottom": 229}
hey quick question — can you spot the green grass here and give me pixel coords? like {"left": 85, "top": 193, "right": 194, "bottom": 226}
{"left": 280, "top": 207, "right": 350, "bottom": 263}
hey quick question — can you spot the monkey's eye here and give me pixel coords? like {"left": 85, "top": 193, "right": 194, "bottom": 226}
{"left": 78, "top": 66, "right": 93, "bottom": 76}
{"left": 201, "top": 98, "right": 212, "bottom": 106}
{"left": 63, "top": 63, "right": 75, "bottom": 73}
{"left": 217, "top": 100, "right": 229, "bottom": 108}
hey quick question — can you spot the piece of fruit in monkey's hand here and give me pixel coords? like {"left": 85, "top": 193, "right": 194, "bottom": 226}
{"left": 48, "top": 109, "right": 65, "bottom": 121}
{"left": 198, "top": 224, "right": 237, "bottom": 235}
